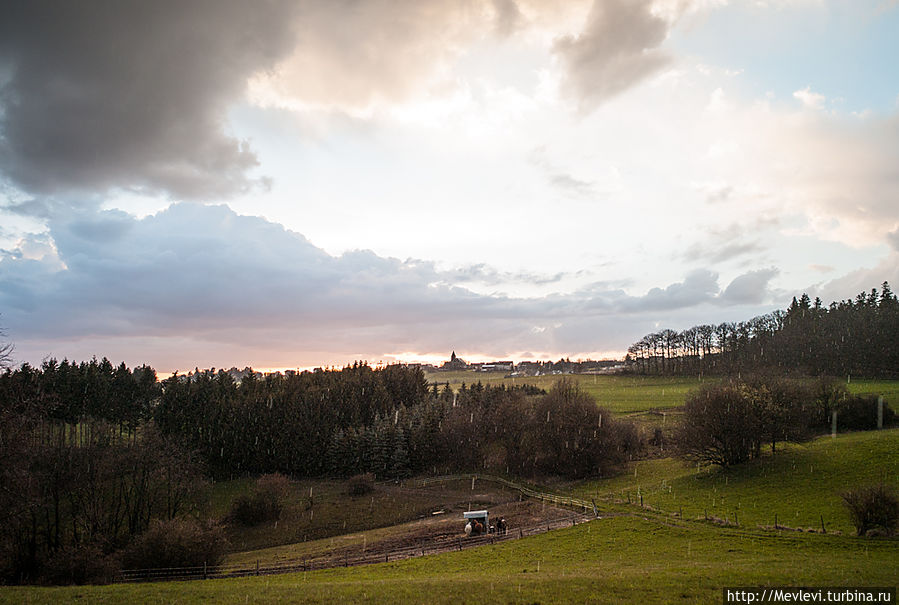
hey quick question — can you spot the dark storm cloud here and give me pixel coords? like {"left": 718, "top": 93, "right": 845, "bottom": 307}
{"left": 0, "top": 1, "right": 298, "bottom": 201}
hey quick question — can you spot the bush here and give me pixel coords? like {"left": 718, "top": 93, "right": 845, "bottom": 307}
{"left": 835, "top": 396, "right": 895, "bottom": 431}
{"left": 841, "top": 484, "right": 899, "bottom": 537}
{"left": 676, "top": 382, "right": 757, "bottom": 467}
{"left": 229, "top": 473, "right": 290, "bottom": 526}
{"left": 39, "top": 544, "right": 120, "bottom": 585}
{"left": 676, "top": 378, "right": 816, "bottom": 467}
{"left": 122, "top": 518, "right": 228, "bottom": 569}
{"left": 347, "top": 473, "right": 376, "bottom": 496}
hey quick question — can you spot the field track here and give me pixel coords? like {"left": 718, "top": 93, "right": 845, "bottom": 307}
{"left": 119, "top": 510, "right": 597, "bottom": 583}
{"left": 121, "top": 474, "right": 600, "bottom": 583}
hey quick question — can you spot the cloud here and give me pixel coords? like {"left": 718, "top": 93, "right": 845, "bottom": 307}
{"left": 627, "top": 269, "right": 720, "bottom": 311}
{"left": 888, "top": 227, "right": 899, "bottom": 252}
{"left": 808, "top": 251, "right": 899, "bottom": 305}
{"left": 492, "top": 0, "right": 526, "bottom": 36}
{"left": 0, "top": 1, "right": 299, "bottom": 200}
{"left": 553, "top": 0, "right": 672, "bottom": 110}
{"left": 727, "top": 102, "right": 899, "bottom": 248}
{"left": 550, "top": 173, "right": 598, "bottom": 198}
{"left": 681, "top": 222, "right": 771, "bottom": 264}
{"left": 718, "top": 267, "right": 779, "bottom": 305}
{"left": 0, "top": 204, "right": 777, "bottom": 369}
{"left": 444, "top": 263, "right": 574, "bottom": 286}
{"left": 247, "top": 1, "right": 492, "bottom": 112}
{"left": 793, "top": 86, "right": 826, "bottom": 110}
{"left": 808, "top": 264, "right": 835, "bottom": 274}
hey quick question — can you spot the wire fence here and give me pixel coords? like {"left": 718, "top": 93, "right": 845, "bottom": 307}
{"left": 117, "top": 474, "right": 598, "bottom": 584}
{"left": 410, "top": 473, "right": 598, "bottom": 514}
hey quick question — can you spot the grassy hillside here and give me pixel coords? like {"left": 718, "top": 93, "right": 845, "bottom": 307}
{"left": 572, "top": 428, "right": 899, "bottom": 535}
{"left": 4, "top": 515, "right": 896, "bottom": 604}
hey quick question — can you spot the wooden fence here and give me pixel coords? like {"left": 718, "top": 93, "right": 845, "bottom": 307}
{"left": 410, "top": 473, "right": 598, "bottom": 514}
{"left": 117, "top": 474, "right": 597, "bottom": 583}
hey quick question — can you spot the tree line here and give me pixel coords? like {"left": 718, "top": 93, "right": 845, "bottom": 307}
{"left": 627, "top": 282, "right": 899, "bottom": 378}
{"left": 152, "top": 364, "right": 638, "bottom": 481}
{"left": 0, "top": 358, "right": 639, "bottom": 582}
{"left": 325, "top": 379, "right": 639, "bottom": 480}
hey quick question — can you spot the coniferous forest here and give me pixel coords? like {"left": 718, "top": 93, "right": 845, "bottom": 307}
{"left": 627, "top": 282, "right": 899, "bottom": 378}
{"left": 0, "top": 359, "right": 638, "bottom": 582}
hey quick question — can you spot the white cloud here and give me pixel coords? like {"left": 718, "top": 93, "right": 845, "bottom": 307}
{"left": 793, "top": 86, "right": 826, "bottom": 110}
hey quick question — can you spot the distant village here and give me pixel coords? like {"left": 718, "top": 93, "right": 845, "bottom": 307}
{"left": 412, "top": 351, "right": 625, "bottom": 377}
{"left": 209, "top": 352, "right": 624, "bottom": 384}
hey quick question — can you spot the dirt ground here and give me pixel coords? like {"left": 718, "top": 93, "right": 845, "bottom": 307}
{"left": 313, "top": 486, "right": 581, "bottom": 561}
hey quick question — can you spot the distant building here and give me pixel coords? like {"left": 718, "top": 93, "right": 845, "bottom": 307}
{"left": 478, "top": 361, "right": 514, "bottom": 372}
{"left": 439, "top": 351, "right": 469, "bottom": 371}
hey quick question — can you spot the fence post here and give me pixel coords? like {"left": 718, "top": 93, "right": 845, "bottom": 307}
{"left": 203, "top": 561, "right": 207, "bottom": 580}
{"left": 877, "top": 396, "right": 884, "bottom": 429}
{"left": 256, "top": 559, "right": 259, "bottom": 576}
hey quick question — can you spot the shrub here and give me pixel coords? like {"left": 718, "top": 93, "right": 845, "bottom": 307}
{"left": 347, "top": 473, "right": 376, "bottom": 496}
{"left": 39, "top": 544, "right": 120, "bottom": 585}
{"left": 676, "top": 378, "right": 815, "bottom": 467}
{"left": 676, "top": 382, "right": 757, "bottom": 467}
{"left": 229, "top": 473, "right": 290, "bottom": 526}
{"left": 811, "top": 376, "right": 849, "bottom": 426}
{"left": 122, "top": 518, "right": 228, "bottom": 569}
{"left": 835, "top": 396, "right": 895, "bottom": 431}
{"left": 841, "top": 484, "right": 899, "bottom": 537}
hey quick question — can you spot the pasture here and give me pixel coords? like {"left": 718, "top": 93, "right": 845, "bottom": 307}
{"left": 572, "top": 427, "right": 899, "bottom": 535}
{"left": 426, "top": 371, "right": 897, "bottom": 416}
{"left": 4, "top": 377, "right": 897, "bottom": 604}
{"left": 425, "top": 371, "right": 710, "bottom": 414}
{"left": 4, "top": 513, "right": 896, "bottom": 604}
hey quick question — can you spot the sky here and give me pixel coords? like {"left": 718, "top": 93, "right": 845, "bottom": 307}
{"left": 1, "top": 0, "right": 898, "bottom": 373}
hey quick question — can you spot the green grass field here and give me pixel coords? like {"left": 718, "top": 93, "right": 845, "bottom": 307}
{"left": 426, "top": 371, "right": 898, "bottom": 416}
{"left": 5, "top": 514, "right": 896, "bottom": 604}
{"left": 572, "top": 428, "right": 899, "bottom": 535}
{"left": 425, "top": 371, "right": 712, "bottom": 414}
